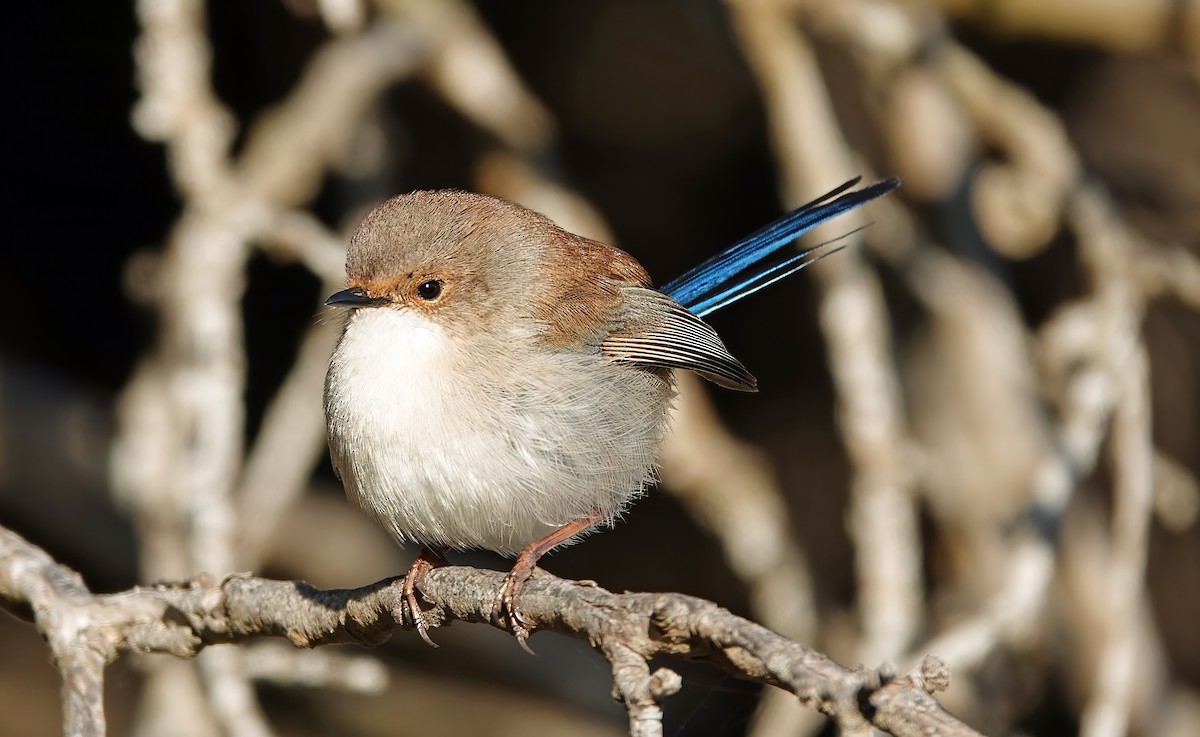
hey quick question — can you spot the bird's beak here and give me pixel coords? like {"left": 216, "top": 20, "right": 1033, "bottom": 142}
{"left": 325, "top": 287, "right": 387, "bottom": 307}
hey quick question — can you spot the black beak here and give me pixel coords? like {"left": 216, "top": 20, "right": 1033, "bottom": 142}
{"left": 325, "top": 287, "right": 387, "bottom": 307}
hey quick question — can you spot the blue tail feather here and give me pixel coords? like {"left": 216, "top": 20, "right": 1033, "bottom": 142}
{"left": 661, "top": 177, "right": 900, "bottom": 317}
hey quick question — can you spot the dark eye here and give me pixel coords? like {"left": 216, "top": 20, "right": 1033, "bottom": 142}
{"left": 416, "top": 279, "right": 443, "bottom": 301}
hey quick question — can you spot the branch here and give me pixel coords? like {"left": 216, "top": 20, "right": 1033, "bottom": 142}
{"left": 727, "top": 0, "right": 923, "bottom": 672}
{"left": 0, "top": 524, "right": 981, "bottom": 737}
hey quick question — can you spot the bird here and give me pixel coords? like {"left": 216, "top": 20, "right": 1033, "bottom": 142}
{"left": 323, "top": 176, "right": 900, "bottom": 648}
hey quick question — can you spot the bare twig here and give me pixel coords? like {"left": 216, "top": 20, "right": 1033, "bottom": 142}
{"left": 238, "top": 642, "right": 388, "bottom": 694}
{"left": 727, "top": 0, "right": 923, "bottom": 670}
{"left": 237, "top": 21, "right": 427, "bottom": 205}
{"left": 1068, "top": 182, "right": 1156, "bottom": 737}
{"left": 376, "top": 0, "right": 554, "bottom": 152}
{"left": 661, "top": 374, "right": 819, "bottom": 642}
{"left": 938, "top": 43, "right": 1079, "bottom": 260}
{"left": 235, "top": 307, "right": 342, "bottom": 569}
{"left": 926, "top": 0, "right": 1198, "bottom": 53}
{"left": 0, "top": 524, "right": 983, "bottom": 737}
{"left": 128, "top": 2, "right": 264, "bottom": 734}
{"left": 121, "top": 3, "right": 433, "bottom": 733}
{"left": 0, "top": 532, "right": 107, "bottom": 737}
{"left": 1078, "top": 342, "right": 1153, "bottom": 737}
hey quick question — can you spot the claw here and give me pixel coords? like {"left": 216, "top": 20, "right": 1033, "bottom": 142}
{"left": 491, "top": 511, "right": 605, "bottom": 653}
{"left": 401, "top": 548, "right": 446, "bottom": 647}
{"left": 493, "top": 567, "right": 537, "bottom": 654}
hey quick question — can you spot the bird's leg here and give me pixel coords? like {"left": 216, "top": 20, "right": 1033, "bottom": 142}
{"left": 403, "top": 546, "right": 448, "bottom": 647}
{"left": 495, "top": 509, "right": 604, "bottom": 653}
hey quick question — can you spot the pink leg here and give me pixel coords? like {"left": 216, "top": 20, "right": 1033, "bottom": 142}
{"left": 403, "top": 547, "right": 448, "bottom": 647}
{"left": 495, "top": 509, "right": 604, "bottom": 653}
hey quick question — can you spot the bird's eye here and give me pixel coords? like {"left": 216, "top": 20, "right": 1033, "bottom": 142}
{"left": 416, "top": 279, "right": 443, "bottom": 301}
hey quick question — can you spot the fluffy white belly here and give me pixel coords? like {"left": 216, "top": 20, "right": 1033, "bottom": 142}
{"left": 324, "top": 308, "right": 672, "bottom": 555}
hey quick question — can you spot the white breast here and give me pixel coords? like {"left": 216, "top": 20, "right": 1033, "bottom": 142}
{"left": 324, "top": 307, "right": 673, "bottom": 555}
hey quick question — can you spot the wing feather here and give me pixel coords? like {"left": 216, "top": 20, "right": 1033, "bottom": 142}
{"left": 602, "top": 287, "right": 757, "bottom": 391}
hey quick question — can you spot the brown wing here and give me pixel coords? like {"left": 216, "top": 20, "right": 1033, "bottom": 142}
{"left": 532, "top": 233, "right": 653, "bottom": 349}
{"left": 530, "top": 233, "right": 755, "bottom": 391}
{"left": 602, "top": 286, "right": 757, "bottom": 391}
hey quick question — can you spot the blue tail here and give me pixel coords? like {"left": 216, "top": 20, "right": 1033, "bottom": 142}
{"left": 661, "top": 177, "right": 901, "bottom": 317}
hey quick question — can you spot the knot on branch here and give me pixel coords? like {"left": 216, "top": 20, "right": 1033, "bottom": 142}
{"left": 648, "top": 667, "right": 683, "bottom": 699}
{"left": 916, "top": 654, "right": 952, "bottom": 694}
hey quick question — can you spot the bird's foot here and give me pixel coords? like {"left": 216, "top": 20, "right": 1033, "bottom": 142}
{"left": 402, "top": 548, "right": 446, "bottom": 647}
{"left": 491, "top": 511, "right": 604, "bottom": 653}
{"left": 493, "top": 553, "right": 539, "bottom": 655}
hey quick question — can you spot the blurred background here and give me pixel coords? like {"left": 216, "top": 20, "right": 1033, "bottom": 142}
{"left": 2, "top": 1, "right": 1198, "bottom": 735}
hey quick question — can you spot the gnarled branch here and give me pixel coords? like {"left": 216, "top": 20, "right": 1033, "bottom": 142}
{"left": 0, "top": 524, "right": 981, "bottom": 737}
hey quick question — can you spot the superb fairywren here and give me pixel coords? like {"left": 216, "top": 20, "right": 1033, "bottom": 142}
{"left": 323, "top": 177, "right": 899, "bottom": 647}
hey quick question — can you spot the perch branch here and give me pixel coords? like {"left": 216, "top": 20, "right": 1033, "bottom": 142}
{"left": 0, "top": 523, "right": 982, "bottom": 737}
